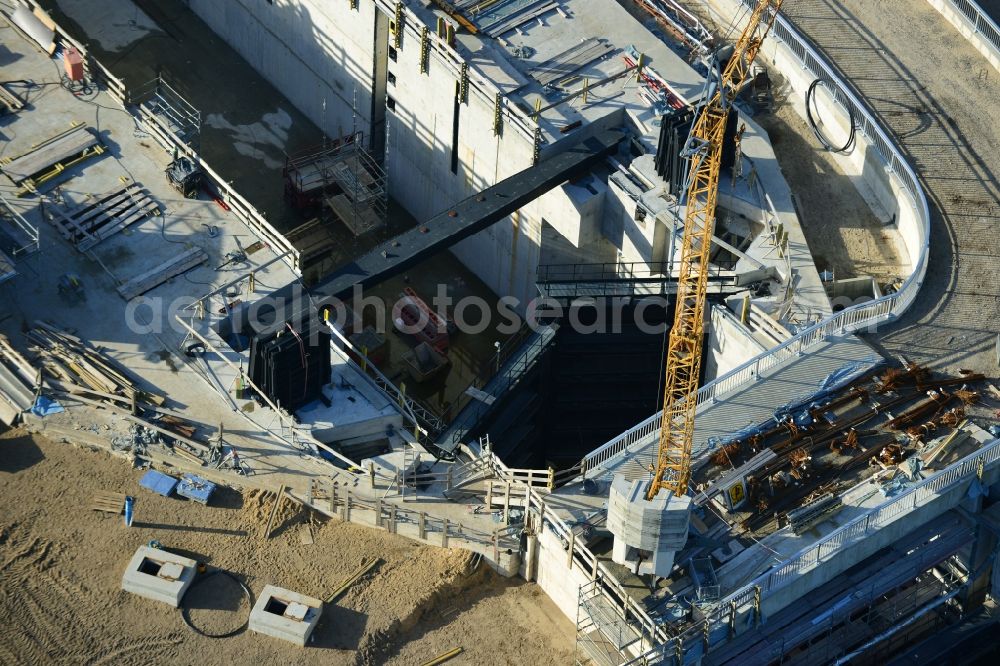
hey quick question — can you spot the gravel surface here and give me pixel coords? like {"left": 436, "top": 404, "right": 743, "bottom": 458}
{"left": 779, "top": 0, "right": 1000, "bottom": 386}
{"left": 0, "top": 428, "right": 575, "bottom": 665}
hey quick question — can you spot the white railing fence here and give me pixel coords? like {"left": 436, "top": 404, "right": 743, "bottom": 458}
{"left": 620, "top": 435, "right": 1000, "bottom": 665}
{"left": 945, "top": 0, "right": 1000, "bottom": 56}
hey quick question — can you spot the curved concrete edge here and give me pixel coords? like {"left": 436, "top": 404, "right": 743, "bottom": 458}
{"left": 702, "top": 0, "right": 926, "bottom": 278}
{"left": 581, "top": 0, "right": 934, "bottom": 476}
{"left": 926, "top": 0, "right": 1000, "bottom": 73}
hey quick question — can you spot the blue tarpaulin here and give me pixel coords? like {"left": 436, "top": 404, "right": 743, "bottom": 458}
{"left": 30, "top": 395, "right": 64, "bottom": 417}
{"left": 177, "top": 474, "right": 216, "bottom": 505}
{"left": 139, "top": 469, "right": 178, "bottom": 497}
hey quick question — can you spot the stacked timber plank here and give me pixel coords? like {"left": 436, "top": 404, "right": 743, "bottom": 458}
{"left": 116, "top": 246, "right": 207, "bottom": 300}
{"left": 46, "top": 182, "right": 160, "bottom": 251}
{"left": 528, "top": 38, "right": 614, "bottom": 87}
{"left": 25, "top": 320, "right": 164, "bottom": 407}
{"left": 0, "top": 123, "right": 104, "bottom": 194}
{"left": 0, "top": 336, "right": 37, "bottom": 425}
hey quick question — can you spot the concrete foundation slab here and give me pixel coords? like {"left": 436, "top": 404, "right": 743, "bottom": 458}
{"left": 249, "top": 584, "right": 322, "bottom": 647}
{"left": 120, "top": 545, "right": 196, "bottom": 607}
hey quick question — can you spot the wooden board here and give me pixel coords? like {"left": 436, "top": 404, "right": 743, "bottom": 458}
{"left": 91, "top": 491, "right": 126, "bottom": 514}
{"left": 0, "top": 83, "right": 25, "bottom": 113}
{"left": 117, "top": 247, "right": 207, "bottom": 300}
{"left": 1, "top": 124, "right": 99, "bottom": 185}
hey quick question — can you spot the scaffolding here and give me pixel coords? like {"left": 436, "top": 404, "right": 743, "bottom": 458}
{"left": 130, "top": 75, "right": 201, "bottom": 150}
{"left": 283, "top": 131, "right": 387, "bottom": 237}
{"left": 576, "top": 580, "right": 647, "bottom": 666}
{"left": 0, "top": 193, "right": 39, "bottom": 284}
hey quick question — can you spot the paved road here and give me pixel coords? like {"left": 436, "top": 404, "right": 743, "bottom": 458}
{"left": 782, "top": 0, "right": 1000, "bottom": 377}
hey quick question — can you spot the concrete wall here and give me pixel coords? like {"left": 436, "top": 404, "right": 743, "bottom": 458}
{"left": 704, "top": 305, "right": 767, "bottom": 381}
{"left": 535, "top": 524, "right": 591, "bottom": 622}
{"left": 188, "top": 0, "right": 378, "bottom": 140}
{"left": 605, "top": 179, "right": 662, "bottom": 265}
{"left": 538, "top": 176, "right": 608, "bottom": 249}
{"left": 383, "top": 23, "right": 544, "bottom": 306}
{"left": 761, "top": 470, "right": 996, "bottom": 618}
{"left": 926, "top": 0, "right": 1000, "bottom": 73}
{"left": 188, "top": 0, "right": 597, "bottom": 308}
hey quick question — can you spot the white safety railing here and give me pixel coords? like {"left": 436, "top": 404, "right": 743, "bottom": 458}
{"left": 623, "top": 435, "right": 1000, "bottom": 665}
{"left": 945, "top": 0, "right": 1000, "bottom": 57}
{"left": 11, "top": 0, "right": 301, "bottom": 275}
{"left": 581, "top": 0, "right": 931, "bottom": 481}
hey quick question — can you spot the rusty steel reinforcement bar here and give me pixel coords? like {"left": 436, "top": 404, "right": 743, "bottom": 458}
{"left": 623, "top": 435, "right": 1000, "bottom": 664}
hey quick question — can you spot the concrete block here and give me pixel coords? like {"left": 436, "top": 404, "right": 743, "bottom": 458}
{"left": 607, "top": 475, "right": 691, "bottom": 551}
{"left": 607, "top": 475, "right": 692, "bottom": 577}
{"left": 121, "top": 546, "right": 197, "bottom": 608}
{"left": 249, "top": 584, "right": 322, "bottom": 647}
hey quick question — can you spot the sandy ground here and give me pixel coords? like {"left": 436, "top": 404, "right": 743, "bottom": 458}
{"left": 755, "top": 98, "right": 907, "bottom": 286}
{"left": 776, "top": 0, "right": 1000, "bottom": 380}
{"left": 0, "top": 427, "right": 575, "bottom": 666}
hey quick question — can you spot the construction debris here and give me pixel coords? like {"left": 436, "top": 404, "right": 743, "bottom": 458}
{"left": 26, "top": 321, "right": 165, "bottom": 407}
{"left": 0, "top": 122, "right": 104, "bottom": 195}
{"left": 0, "top": 335, "right": 37, "bottom": 425}
{"left": 111, "top": 423, "right": 160, "bottom": 456}
{"left": 45, "top": 182, "right": 160, "bottom": 251}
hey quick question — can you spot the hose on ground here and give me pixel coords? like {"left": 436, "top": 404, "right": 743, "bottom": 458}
{"left": 806, "top": 78, "right": 857, "bottom": 154}
{"left": 180, "top": 570, "right": 254, "bottom": 639}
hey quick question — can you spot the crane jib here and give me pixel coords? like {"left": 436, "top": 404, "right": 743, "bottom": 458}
{"left": 648, "top": 0, "right": 784, "bottom": 501}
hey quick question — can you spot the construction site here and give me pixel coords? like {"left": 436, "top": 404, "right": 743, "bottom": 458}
{"left": 1, "top": 0, "right": 999, "bottom": 664}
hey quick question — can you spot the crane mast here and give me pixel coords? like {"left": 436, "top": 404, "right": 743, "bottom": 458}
{"left": 647, "top": 0, "right": 783, "bottom": 501}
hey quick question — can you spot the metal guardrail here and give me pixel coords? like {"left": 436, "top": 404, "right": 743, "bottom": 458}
{"left": 439, "top": 324, "right": 559, "bottom": 449}
{"left": 10, "top": 0, "right": 302, "bottom": 276}
{"left": 622, "top": 435, "right": 1000, "bottom": 665}
{"left": 580, "top": 0, "right": 932, "bottom": 481}
{"left": 325, "top": 322, "right": 445, "bottom": 437}
{"left": 945, "top": 0, "right": 1000, "bottom": 56}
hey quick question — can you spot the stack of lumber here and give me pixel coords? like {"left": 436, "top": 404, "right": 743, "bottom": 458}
{"left": 0, "top": 82, "right": 25, "bottom": 114}
{"left": 0, "top": 335, "right": 37, "bottom": 425}
{"left": 25, "top": 320, "right": 164, "bottom": 407}
{"left": 157, "top": 414, "right": 196, "bottom": 439}
{"left": 116, "top": 246, "right": 207, "bottom": 301}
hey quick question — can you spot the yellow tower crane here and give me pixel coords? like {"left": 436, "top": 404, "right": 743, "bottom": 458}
{"left": 648, "top": 0, "right": 784, "bottom": 501}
